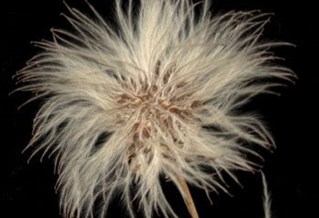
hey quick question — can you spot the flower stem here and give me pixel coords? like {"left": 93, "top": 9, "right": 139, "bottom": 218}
{"left": 176, "top": 175, "right": 199, "bottom": 218}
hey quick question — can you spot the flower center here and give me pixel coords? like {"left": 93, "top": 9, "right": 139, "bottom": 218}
{"left": 114, "top": 77, "right": 202, "bottom": 174}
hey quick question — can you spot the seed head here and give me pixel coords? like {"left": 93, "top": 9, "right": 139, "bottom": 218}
{"left": 16, "top": 0, "right": 293, "bottom": 217}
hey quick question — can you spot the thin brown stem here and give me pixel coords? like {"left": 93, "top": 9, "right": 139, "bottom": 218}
{"left": 176, "top": 175, "right": 199, "bottom": 218}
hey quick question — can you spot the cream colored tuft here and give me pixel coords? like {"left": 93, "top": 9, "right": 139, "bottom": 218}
{"left": 16, "top": 0, "right": 293, "bottom": 217}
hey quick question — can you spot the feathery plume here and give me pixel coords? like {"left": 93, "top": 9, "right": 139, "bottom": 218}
{"left": 16, "top": 0, "right": 293, "bottom": 217}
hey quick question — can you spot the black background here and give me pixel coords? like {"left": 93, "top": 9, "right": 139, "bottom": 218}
{"left": 2, "top": 0, "right": 318, "bottom": 217}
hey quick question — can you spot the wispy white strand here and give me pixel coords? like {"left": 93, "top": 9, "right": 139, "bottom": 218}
{"left": 16, "top": 0, "right": 293, "bottom": 217}
{"left": 262, "top": 172, "right": 272, "bottom": 218}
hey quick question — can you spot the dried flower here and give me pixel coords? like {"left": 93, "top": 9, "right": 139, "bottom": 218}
{"left": 16, "top": 0, "right": 293, "bottom": 217}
